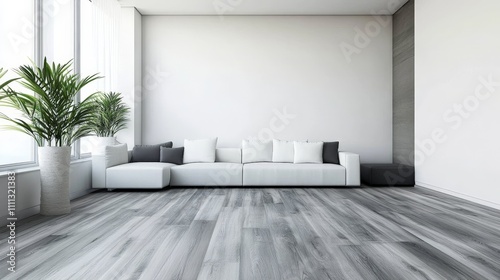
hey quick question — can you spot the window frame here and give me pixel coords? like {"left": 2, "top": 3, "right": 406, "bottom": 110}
{"left": 0, "top": 0, "right": 90, "bottom": 172}
{"left": 0, "top": 0, "right": 39, "bottom": 171}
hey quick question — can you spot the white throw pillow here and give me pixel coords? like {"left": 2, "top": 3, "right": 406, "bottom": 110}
{"left": 105, "top": 143, "right": 128, "bottom": 168}
{"left": 183, "top": 138, "right": 218, "bottom": 163}
{"left": 272, "top": 139, "right": 294, "bottom": 163}
{"left": 294, "top": 141, "right": 323, "bottom": 164}
{"left": 242, "top": 139, "right": 273, "bottom": 163}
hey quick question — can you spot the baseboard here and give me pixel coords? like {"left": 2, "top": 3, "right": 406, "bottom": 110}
{"left": 0, "top": 205, "right": 40, "bottom": 226}
{"left": 70, "top": 188, "right": 96, "bottom": 200}
{"left": 416, "top": 181, "right": 500, "bottom": 211}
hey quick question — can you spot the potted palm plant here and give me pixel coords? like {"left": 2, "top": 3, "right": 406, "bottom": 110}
{"left": 0, "top": 58, "right": 100, "bottom": 215}
{"left": 88, "top": 91, "right": 130, "bottom": 154}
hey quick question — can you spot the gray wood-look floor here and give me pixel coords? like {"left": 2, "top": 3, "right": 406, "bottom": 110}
{"left": 2, "top": 186, "right": 500, "bottom": 280}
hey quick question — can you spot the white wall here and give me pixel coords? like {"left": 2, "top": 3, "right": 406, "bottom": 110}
{"left": 142, "top": 16, "right": 393, "bottom": 163}
{"left": 0, "top": 160, "right": 93, "bottom": 226}
{"left": 117, "top": 7, "right": 142, "bottom": 147}
{"left": 415, "top": 0, "right": 500, "bottom": 207}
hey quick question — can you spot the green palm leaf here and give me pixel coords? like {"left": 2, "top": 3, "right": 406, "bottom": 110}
{"left": 89, "top": 92, "right": 130, "bottom": 137}
{"left": 0, "top": 58, "right": 102, "bottom": 147}
{"left": 0, "top": 68, "right": 19, "bottom": 92}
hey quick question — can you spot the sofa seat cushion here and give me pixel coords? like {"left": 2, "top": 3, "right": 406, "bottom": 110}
{"left": 106, "top": 162, "right": 175, "bottom": 189}
{"left": 170, "top": 163, "right": 243, "bottom": 186}
{"left": 243, "top": 163, "right": 346, "bottom": 186}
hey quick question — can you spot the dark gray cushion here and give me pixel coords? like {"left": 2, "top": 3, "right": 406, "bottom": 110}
{"left": 132, "top": 142, "right": 173, "bottom": 162}
{"left": 160, "top": 147, "right": 184, "bottom": 165}
{"left": 323, "top": 141, "right": 340, "bottom": 164}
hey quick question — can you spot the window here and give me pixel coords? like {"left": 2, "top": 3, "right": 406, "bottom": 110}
{"left": 0, "top": 1, "right": 36, "bottom": 166}
{"left": 0, "top": 0, "right": 122, "bottom": 168}
{"left": 42, "top": 0, "right": 74, "bottom": 63}
{"left": 80, "top": 0, "right": 121, "bottom": 155}
{"left": 42, "top": 0, "right": 77, "bottom": 158}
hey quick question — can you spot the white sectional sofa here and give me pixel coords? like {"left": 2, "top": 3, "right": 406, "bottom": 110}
{"left": 92, "top": 144, "right": 360, "bottom": 189}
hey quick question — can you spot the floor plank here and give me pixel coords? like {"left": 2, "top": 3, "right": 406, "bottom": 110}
{"left": 154, "top": 220, "right": 216, "bottom": 280}
{"left": 240, "top": 228, "right": 281, "bottom": 280}
{"left": 264, "top": 203, "right": 314, "bottom": 280}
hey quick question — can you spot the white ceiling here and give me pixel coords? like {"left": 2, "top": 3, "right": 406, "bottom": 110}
{"left": 117, "top": 0, "right": 409, "bottom": 16}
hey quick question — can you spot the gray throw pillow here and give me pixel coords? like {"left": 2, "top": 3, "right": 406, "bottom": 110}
{"left": 160, "top": 147, "right": 184, "bottom": 165}
{"left": 323, "top": 141, "right": 340, "bottom": 164}
{"left": 132, "top": 142, "right": 173, "bottom": 162}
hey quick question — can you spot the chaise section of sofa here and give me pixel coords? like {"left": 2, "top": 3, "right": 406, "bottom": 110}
{"left": 92, "top": 143, "right": 174, "bottom": 189}
{"left": 106, "top": 162, "right": 175, "bottom": 189}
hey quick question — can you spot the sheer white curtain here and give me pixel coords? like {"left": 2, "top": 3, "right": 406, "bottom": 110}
{"left": 0, "top": 1, "right": 35, "bottom": 166}
{"left": 80, "top": 0, "right": 121, "bottom": 154}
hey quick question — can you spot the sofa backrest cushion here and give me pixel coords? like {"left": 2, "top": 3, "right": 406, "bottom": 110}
{"left": 160, "top": 147, "right": 184, "bottom": 165}
{"left": 132, "top": 142, "right": 173, "bottom": 162}
{"left": 293, "top": 141, "right": 324, "bottom": 164}
{"left": 242, "top": 140, "right": 273, "bottom": 163}
{"left": 105, "top": 143, "right": 128, "bottom": 168}
{"left": 183, "top": 138, "right": 218, "bottom": 163}
{"left": 272, "top": 139, "right": 294, "bottom": 163}
{"left": 323, "top": 141, "right": 340, "bottom": 164}
{"left": 216, "top": 148, "right": 242, "bottom": 163}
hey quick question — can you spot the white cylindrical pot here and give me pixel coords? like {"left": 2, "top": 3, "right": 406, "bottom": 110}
{"left": 93, "top": 136, "right": 117, "bottom": 155}
{"left": 38, "top": 146, "right": 71, "bottom": 215}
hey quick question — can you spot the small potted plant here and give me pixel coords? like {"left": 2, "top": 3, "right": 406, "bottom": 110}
{"left": 89, "top": 91, "right": 130, "bottom": 154}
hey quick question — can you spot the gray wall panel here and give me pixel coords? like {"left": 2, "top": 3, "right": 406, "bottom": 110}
{"left": 393, "top": 0, "right": 415, "bottom": 166}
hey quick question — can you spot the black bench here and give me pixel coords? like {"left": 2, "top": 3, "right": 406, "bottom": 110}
{"left": 361, "top": 164, "right": 415, "bottom": 186}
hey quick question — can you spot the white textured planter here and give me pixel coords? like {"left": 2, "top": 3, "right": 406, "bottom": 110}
{"left": 93, "top": 136, "right": 117, "bottom": 155}
{"left": 38, "top": 146, "right": 71, "bottom": 215}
